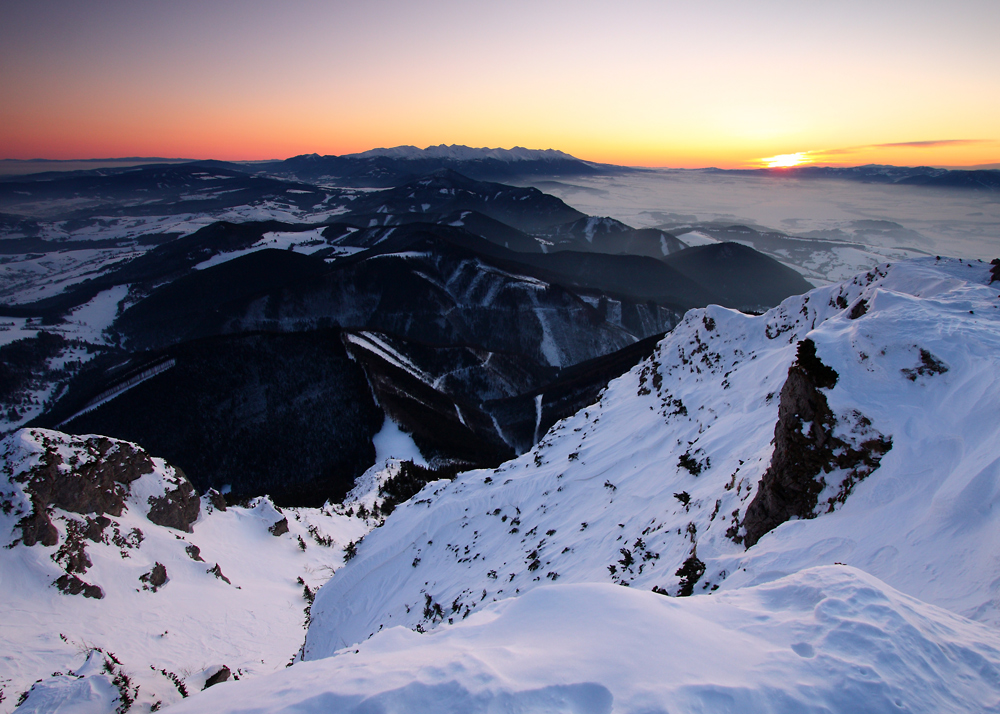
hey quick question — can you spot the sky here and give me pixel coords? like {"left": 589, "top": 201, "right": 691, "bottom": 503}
{"left": 1, "top": 0, "right": 998, "bottom": 169}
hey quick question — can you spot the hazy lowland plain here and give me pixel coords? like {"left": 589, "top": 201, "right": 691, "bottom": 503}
{"left": 521, "top": 168, "right": 1000, "bottom": 282}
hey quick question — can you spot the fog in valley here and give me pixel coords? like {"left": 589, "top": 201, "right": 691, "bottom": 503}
{"left": 525, "top": 169, "right": 1000, "bottom": 283}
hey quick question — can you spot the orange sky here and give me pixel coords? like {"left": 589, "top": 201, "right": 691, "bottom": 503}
{"left": 1, "top": 0, "right": 998, "bottom": 169}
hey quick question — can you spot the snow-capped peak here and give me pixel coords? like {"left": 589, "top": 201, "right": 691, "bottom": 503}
{"left": 345, "top": 145, "right": 579, "bottom": 163}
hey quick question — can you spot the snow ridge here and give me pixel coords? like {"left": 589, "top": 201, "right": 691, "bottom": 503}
{"left": 170, "top": 566, "right": 1000, "bottom": 714}
{"left": 304, "top": 257, "right": 1000, "bottom": 661}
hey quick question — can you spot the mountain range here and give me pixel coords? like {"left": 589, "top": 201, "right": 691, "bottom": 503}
{"left": 3, "top": 147, "right": 999, "bottom": 713}
{"left": 0, "top": 167, "right": 811, "bottom": 507}
{"left": 3, "top": 256, "right": 1000, "bottom": 713}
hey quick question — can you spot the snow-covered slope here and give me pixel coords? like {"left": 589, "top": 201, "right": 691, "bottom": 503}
{"left": 0, "top": 428, "right": 373, "bottom": 713}
{"left": 165, "top": 566, "right": 1000, "bottom": 714}
{"left": 303, "top": 256, "right": 1000, "bottom": 659}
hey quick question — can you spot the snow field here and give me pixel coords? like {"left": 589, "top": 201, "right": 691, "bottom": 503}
{"left": 166, "top": 566, "right": 1000, "bottom": 714}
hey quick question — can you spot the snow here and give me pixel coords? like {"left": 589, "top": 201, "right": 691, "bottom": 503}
{"left": 192, "top": 228, "right": 327, "bottom": 270}
{"left": 372, "top": 417, "right": 427, "bottom": 467}
{"left": 63, "top": 284, "right": 129, "bottom": 343}
{"left": 300, "top": 258, "right": 1000, "bottom": 663}
{"left": 0, "top": 429, "right": 373, "bottom": 713}
{"left": 6, "top": 256, "right": 1000, "bottom": 712}
{"left": 343, "top": 332, "right": 433, "bottom": 385}
{"left": 346, "top": 145, "right": 577, "bottom": 163}
{"left": 673, "top": 229, "right": 718, "bottom": 247}
{"left": 166, "top": 566, "right": 1000, "bottom": 714}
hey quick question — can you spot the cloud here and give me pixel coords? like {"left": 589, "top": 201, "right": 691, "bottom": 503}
{"left": 872, "top": 139, "right": 992, "bottom": 149}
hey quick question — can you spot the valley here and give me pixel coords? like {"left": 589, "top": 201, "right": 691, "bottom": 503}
{"left": 1, "top": 147, "right": 999, "bottom": 713}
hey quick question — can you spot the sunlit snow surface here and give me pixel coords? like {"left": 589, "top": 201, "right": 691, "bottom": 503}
{"left": 156, "top": 256, "right": 998, "bottom": 714}
{"left": 169, "top": 567, "right": 1000, "bottom": 714}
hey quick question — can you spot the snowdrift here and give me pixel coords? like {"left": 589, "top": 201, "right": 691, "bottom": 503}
{"left": 168, "top": 566, "right": 1000, "bottom": 714}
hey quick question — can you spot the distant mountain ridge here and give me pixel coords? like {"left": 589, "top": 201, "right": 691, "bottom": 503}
{"left": 344, "top": 145, "right": 579, "bottom": 162}
{"left": 709, "top": 163, "right": 1000, "bottom": 190}
{"left": 251, "top": 148, "right": 612, "bottom": 186}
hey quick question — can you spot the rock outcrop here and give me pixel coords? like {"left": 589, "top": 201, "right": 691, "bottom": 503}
{"left": 4, "top": 431, "right": 155, "bottom": 546}
{"left": 1, "top": 428, "right": 203, "bottom": 603}
{"left": 147, "top": 466, "right": 200, "bottom": 532}
{"left": 742, "top": 340, "right": 891, "bottom": 548}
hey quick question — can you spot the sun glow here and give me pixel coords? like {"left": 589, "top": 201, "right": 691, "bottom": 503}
{"left": 759, "top": 152, "right": 810, "bottom": 168}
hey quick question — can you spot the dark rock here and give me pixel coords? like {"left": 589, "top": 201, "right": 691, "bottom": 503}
{"left": 990, "top": 258, "right": 1000, "bottom": 283}
{"left": 203, "top": 666, "right": 230, "bottom": 689}
{"left": 793, "top": 338, "right": 838, "bottom": 389}
{"left": 268, "top": 517, "right": 289, "bottom": 536}
{"left": 53, "top": 519, "right": 92, "bottom": 574}
{"left": 742, "top": 340, "right": 891, "bottom": 548}
{"left": 85, "top": 515, "right": 111, "bottom": 542}
{"left": 13, "top": 432, "right": 154, "bottom": 546}
{"left": 185, "top": 544, "right": 204, "bottom": 561}
{"left": 19, "top": 509, "right": 58, "bottom": 547}
{"left": 207, "top": 563, "right": 231, "bottom": 584}
{"left": 207, "top": 489, "right": 227, "bottom": 512}
{"left": 147, "top": 468, "right": 200, "bottom": 532}
{"left": 848, "top": 299, "right": 868, "bottom": 319}
{"left": 901, "top": 349, "right": 949, "bottom": 381}
{"left": 140, "top": 562, "right": 168, "bottom": 592}
{"left": 54, "top": 573, "right": 104, "bottom": 599}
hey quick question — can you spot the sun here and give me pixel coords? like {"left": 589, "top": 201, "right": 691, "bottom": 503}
{"left": 759, "top": 152, "right": 810, "bottom": 168}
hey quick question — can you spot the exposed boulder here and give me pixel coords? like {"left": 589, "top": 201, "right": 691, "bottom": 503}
{"left": 268, "top": 517, "right": 289, "bottom": 536}
{"left": 146, "top": 466, "right": 200, "bottom": 532}
{"left": 207, "top": 563, "right": 231, "bottom": 585}
{"left": 901, "top": 348, "right": 949, "bottom": 381}
{"left": 84, "top": 515, "right": 111, "bottom": 542}
{"left": 207, "top": 488, "right": 227, "bottom": 512}
{"left": 140, "top": 562, "right": 168, "bottom": 592}
{"left": 54, "top": 573, "right": 104, "bottom": 599}
{"left": 203, "top": 665, "right": 231, "bottom": 689}
{"left": 742, "top": 339, "right": 891, "bottom": 548}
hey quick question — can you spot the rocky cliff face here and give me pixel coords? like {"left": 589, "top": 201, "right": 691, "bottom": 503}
{"left": 4, "top": 431, "right": 158, "bottom": 547}
{"left": 741, "top": 339, "right": 891, "bottom": 547}
{"left": 1, "top": 429, "right": 201, "bottom": 598}
{"left": 0, "top": 426, "right": 377, "bottom": 712}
